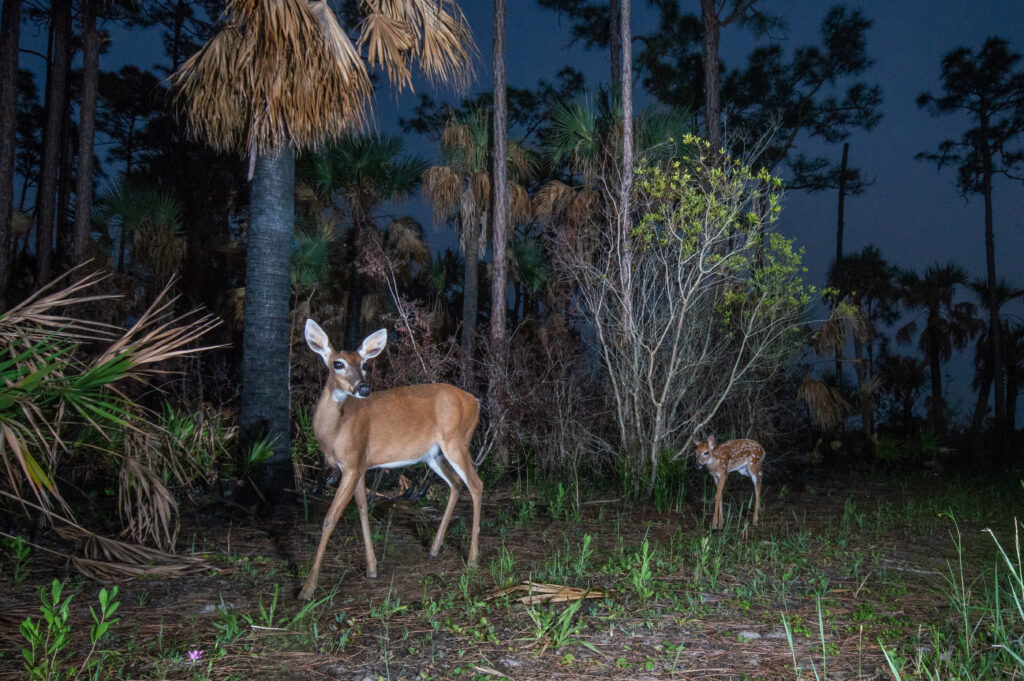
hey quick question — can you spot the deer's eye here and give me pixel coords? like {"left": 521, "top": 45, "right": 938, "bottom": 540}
{"left": 333, "top": 359, "right": 346, "bottom": 370}
{"left": 361, "top": 363, "right": 368, "bottom": 372}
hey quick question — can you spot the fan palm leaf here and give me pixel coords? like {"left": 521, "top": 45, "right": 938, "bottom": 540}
{"left": 172, "top": 0, "right": 372, "bottom": 159}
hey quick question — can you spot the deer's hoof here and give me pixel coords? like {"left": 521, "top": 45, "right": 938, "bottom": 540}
{"left": 298, "top": 586, "right": 315, "bottom": 601}
{"left": 427, "top": 551, "right": 438, "bottom": 559}
{"left": 367, "top": 570, "right": 377, "bottom": 579}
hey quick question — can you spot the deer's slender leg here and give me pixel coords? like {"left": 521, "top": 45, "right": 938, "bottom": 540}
{"left": 428, "top": 466, "right": 459, "bottom": 559}
{"left": 462, "top": 451, "right": 483, "bottom": 566}
{"left": 353, "top": 476, "right": 377, "bottom": 578}
{"left": 300, "top": 471, "right": 359, "bottom": 600}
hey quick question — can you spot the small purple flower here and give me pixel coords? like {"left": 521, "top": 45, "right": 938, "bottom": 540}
{"left": 188, "top": 649, "right": 204, "bottom": 663}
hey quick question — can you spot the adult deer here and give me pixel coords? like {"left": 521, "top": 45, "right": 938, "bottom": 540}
{"left": 694, "top": 436, "right": 765, "bottom": 530}
{"left": 299, "top": 320, "right": 483, "bottom": 600}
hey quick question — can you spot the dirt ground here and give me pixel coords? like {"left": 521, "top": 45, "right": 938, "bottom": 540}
{"left": 0, "top": 467, "right": 1016, "bottom": 680}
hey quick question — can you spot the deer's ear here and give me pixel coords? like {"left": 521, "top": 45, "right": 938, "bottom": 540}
{"left": 359, "top": 329, "right": 388, "bottom": 360}
{"left": 305, "top": 319, "right": 333, "bottom": 367}
{"left": 707, "top": 435, "right": 716, "bottom": 449}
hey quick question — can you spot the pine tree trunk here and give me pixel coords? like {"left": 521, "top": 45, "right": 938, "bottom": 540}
{"left": 0, "top": 0, "right": 22, "bottom": 304}
{"left": 461, "top": 215, "right": 480, "bottom": 388}
{"left": 343, "top": 224, "right": 364, "bottom": 351}
{"left": 72, "top": 0, "right": 99, "bottom": 267}
{"left": 241, "top": 147, "right": 295, "bottom": 503}
{"left": 981, "top": 130, "right": 1004, "bottom": 421}
{"left": 699, "top": 0, "right": 722, "bottom": 152}
{"left": 35, "top": 0, "right": 71, "bottom": 287}
{"left": 852, "top": 333, "right": 874, "bottom": 440}
{"left": 490, "top": 0, "right": 509, "bottom": 467}
{"left": 619, "top": 0, "right": 635, "bottom": 344}
{"left": 609, "top": 0, "right": 621, "bottom": 92}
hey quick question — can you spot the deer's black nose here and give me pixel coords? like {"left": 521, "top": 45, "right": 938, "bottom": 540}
{"left": 356, "top": 383, "right": 371, "bottom": 398}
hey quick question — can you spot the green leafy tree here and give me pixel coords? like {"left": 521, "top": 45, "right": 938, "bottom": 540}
{"left": 917, "top": 36, "right": 1024, "bottom": 425}
{"left": 725, "top": 6, "right": 882, "bottom": 182}
{"left": 553, "top": 136, "right": 808, "bottom": 497}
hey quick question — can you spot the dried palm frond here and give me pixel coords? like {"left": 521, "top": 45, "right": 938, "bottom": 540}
{"left": 0, "top": 273, "right": 221, "bottom": 529}
{"left": 1, "top": 495, "right": 216, "bottom": 580}
{"left": 386, "top": 217, "right": 431, "bottom": 264}
{"left": 487, "top": 581, "right": 608, "bottom": 605}
{"left": 119, "top": 456, "right": 179, "bottom": 550}
{"left": 407, "top": 0, "right": 475, "bottom": 88}
{"left": 1, "top": 266, "right": 119, "bottom": 344}
{"left": 173, "top": 0, "right": 370, "bottom": 159}
{"left": 96, "top": 277, "right": 223, "bottom": 371}
{"left": 441, "top": 118, "right": 472, "bottom": 157}
{"left": 470, "top": 170, "right": 491, "bottom": 211}
{"left": 358, "top": 8, "right": 416, "bottom": 89}
{"left": 360, "top": 0, "right": 476, "bottom": 90}
{"left": 507, "top": 182, "right": 532, "bottom": 226}
{"left": 798, "top": 374, "right": 851, "bottom": 433}
{"left": 422, "top": 165, "right": 460, "bottom": 224}
{"left": 813, "top": 297, "right": 871, "bottom": 353}
{"left": 507, "top": 144, "right": 534, "bottom": 184}
{"left": 533, "top": 181, "right": 575, "bottom": 224}
{"left": 567, "top": 188, "right": 600, "bottom": 228}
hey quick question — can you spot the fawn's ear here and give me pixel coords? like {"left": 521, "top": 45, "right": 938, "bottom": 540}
{"left": 305, "top": 319, "right": 333, "bottom": 367}
{"left": 358, "top": 328, "right": 388, "bottom": 360}
{"left": 707, "top": 435, "right": 716, "bottom": 449}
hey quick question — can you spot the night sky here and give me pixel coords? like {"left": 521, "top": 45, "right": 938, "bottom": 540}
{"left": 26, "top": 0, "right": 1024, "bottom": 413}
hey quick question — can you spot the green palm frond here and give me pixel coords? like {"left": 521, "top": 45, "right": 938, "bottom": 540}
{"left": 510, "top": 236, "right": 551, "bottom": 294}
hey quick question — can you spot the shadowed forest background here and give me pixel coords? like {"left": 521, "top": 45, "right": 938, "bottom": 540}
{"left": 0, "top": 0, "right": 1023, "bottom": 679}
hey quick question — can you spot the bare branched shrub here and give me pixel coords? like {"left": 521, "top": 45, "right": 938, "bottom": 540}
{"left": 359, "top": 233, "right": 461, "bottom": 388}
{"left": 551, "top": 137, "right": 811, "bottom": 497}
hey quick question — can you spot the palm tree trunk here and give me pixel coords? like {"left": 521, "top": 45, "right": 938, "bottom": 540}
{"left": 928, "top": 331, "right": 944, "bottom": 432}
{"left": 852, "top": 334, "right": 874, "bottom": 440}
{"left": 0, "top": 0, "right": 21, "bottom": 304}
{"left": 970, "top": 362, "right": 991, "bottom": 437}
{"left": 35, "top": 0, "right": 71, "bottom": 287}
{"left": 489, "top": 0, "right": 509, "bottom": 466}
{"left": 72, "top": 0, "right": 99, "bottom": 267}
{"left": 241, "top": 147, "right": 295, "bottom": 501}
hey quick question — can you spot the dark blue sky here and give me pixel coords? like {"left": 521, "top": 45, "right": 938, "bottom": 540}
{"left": 39, "top": 0, "right": 1024, "bottom": 416}
{"left": 388, "top": 0, "right": 1024, "bottom": 417}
